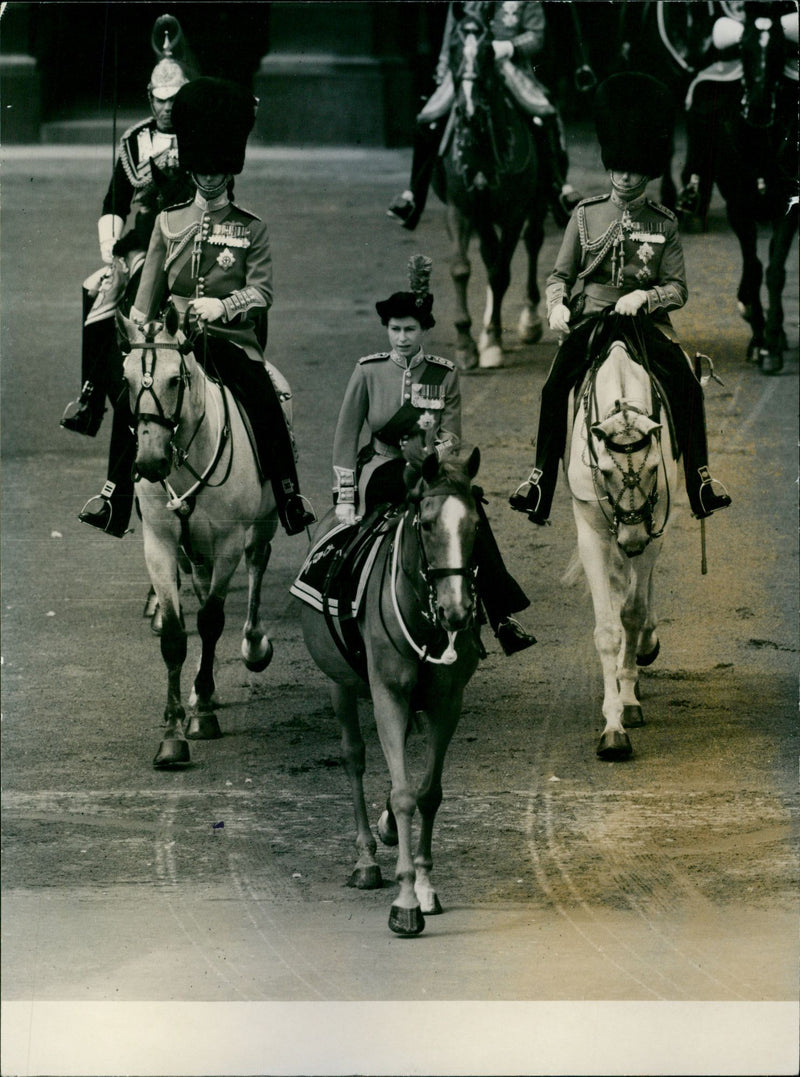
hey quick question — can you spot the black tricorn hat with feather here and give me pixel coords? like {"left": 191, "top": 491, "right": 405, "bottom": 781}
{"left": 376, "top": 254, "right": 435, "bottom": 329}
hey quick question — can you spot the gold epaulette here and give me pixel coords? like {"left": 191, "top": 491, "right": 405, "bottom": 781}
{"left": 358, "top": 352, "right": 391, "bottom": 364}
{"left": 646, "top": 199, "right": 678, "bottom": 222}
{"left": 229, "top": 202, "right": 261, "bottom": 222}
{"left": 425, "top": 354, "right": 455, "bottom": 370}
{"left": 575, "top": 194, "right": 609, "bottom": 209}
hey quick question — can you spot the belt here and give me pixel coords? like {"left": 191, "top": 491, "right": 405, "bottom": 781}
{"left": 582, "top": 282, "right": 626, "bottom": 304}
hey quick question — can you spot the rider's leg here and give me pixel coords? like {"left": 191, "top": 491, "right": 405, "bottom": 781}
{"left": 204, "top": 340, "right": 316, "bottom": 536}
{"left": 472, "top": 491, "right": 536, "bottom": 656}
{"left": 651, "top": 340, "right": 732, "bottom": 519}
{"left": 677, "top": 81, "right": 726, "bottom": 220}
{"left": 510, "top": 337, "right": 590, "bottom": 524}
{"left": 533, "top": 112, "right": 582, "bottom": 227}
{"left": 78, "top": 390, "right": 136, "bottom": 537}
{"left": 61, "top": 300, "right": 114, "bottom": 436}
{"left": 387, "top": 119, "right": 446, "bottom": 231}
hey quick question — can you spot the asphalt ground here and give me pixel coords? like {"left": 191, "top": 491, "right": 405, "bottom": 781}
{"left": 1, "top": 134, "right": 798, "bottom": 1077}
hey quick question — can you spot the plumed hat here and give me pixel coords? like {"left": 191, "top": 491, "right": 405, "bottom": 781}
{"left": 593, "top": 72, "right": 674, "bottom": 179}
{"left": 376, "top": 254, "right": 436, "bottom": 329}
{"left": 148, "top": 15, "right": 190, "bottom": 100}
{"left": 172, "top": 77, "right": 257, "bottom": 176}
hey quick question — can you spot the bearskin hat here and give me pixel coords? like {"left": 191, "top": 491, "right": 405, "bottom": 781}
{"left": 593, "top": 73, "right": 674, "bottom": 179}
{"left": 171, "top": 77, "right": 257, "bottom": 176}
{"left": 375, "top": 254, "right": 436, "bottom": 330}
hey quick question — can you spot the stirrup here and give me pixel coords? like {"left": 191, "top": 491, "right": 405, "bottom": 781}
{"left": 61, "top": 381, "right": 103, "bottom": 435}
{"left": 509, "top": 469, "right": 548, "bottom": 523}
{"left": 695, "top": 468, "right": 732, "bottom": 519}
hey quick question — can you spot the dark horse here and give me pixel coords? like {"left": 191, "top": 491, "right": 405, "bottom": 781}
{"left": 702, "top": 11, "right": 798, "bottom": 373}
{"left": 431, "top": 10, "right": 549, "bottom": 370}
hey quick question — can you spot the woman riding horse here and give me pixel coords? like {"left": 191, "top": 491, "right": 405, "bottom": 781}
{"left": 510, "top": 71, "right": 732, "bottom": 527}
{"left": 387, "top": 0, "right": 580, "bottom": 231}
{"left": 108, "top": 77, "right": 315, "bottom": 538}
{"left": 332, "top": 254, "right": 536, "bottom": 657}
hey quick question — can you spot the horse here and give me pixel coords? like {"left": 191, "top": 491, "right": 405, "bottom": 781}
{"left": 565, "top": 315, "right": 678, "bottom": 761}
{"left": 700, "top": 10, "right": 799, "bottom": 374}
{"left": 299, "top": 447, "right": 482, "bottom": 935}
{"left": 431, "top": 11, "right": 549, "bottom": 370}
{"left": 117, "top": 307, "right": 279, "bottom": 767}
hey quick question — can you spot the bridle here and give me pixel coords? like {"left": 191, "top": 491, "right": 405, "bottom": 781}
{"left": 388, "top": 485, "right": 478, "bottom": 665}
{"left": 126, "top": 330, "right": 191, "bottom": 434}
{"left": 586, "top": 399, "right": 668, "bottom": 540}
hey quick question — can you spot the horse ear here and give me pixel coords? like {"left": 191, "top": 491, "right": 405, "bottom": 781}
{"left": 164, "top": 304, "right": 180, "bottom": 337}
{"left": 115, "top": 309, "right": 133, "bottom": 354}
{"left": 421, "top": 452, "right": 441, "bottom": 485}
{"left": 466, "top": 446, "right": 480, "bottom": 478}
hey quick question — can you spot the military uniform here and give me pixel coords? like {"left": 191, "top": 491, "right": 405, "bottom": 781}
{"left": 511, "top": 71, "right": 731, "bottom": 524}
{"left": 333, "top": 348, "right": 461, "bottom": 514}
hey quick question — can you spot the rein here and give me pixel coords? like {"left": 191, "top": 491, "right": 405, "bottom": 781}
{"left": 388, "top": 500, "right": 476, "bottom": 666}
{"left": 128, "top": 333, "right": 233, "bottom": 512}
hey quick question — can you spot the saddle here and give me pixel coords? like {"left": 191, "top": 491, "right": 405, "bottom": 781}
{"left": 290, "top": 507, "right": 398, "bottom": 678}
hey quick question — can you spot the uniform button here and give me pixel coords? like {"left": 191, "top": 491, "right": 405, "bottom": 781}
{"left": 404, "top": 393, "right": 411, "bottom": 401}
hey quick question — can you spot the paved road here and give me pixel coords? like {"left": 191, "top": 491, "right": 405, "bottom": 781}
{"left": 1, "top": 141, "right": 798, "bottom": 1076}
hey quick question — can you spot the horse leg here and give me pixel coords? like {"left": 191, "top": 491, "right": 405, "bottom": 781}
{"left": 727, "top": 204, "right": 765, "bottom": 360}
{"left": 575, "top": 512, "right": 631, "bottom": 760}
{"left": 518, "top": 213, "right": 544, "bottom": 345}
{"left": 477, "top": 223, "right": 516, "bottom": 369}
{"left": 145, "top": 535, "right": 190, "bottom": 767}
{"left": 761, "top": 209, "right": 799, "bottom": 373}
{"left": 446, "top": 204, "right": 478, "bottom": 371}
{"left": 413, "top": 690, "right": 462, "bottom": 915}
{"left": 618, "top": 553, "right": 659, "bottom": 730}
{"left": 333, "top": 682, "right": 382, "bottom": 890}
{"left": 241, "top": 509, "right": 277, "bottom": 672}
{"left": 186, "top": 545, "right": 241, "bottom": 739}
{"left": 635, "top": 569, "right": 661, "bottom": 669}
{"left": 370, "top": 679, "right": 424, "bottom": 936}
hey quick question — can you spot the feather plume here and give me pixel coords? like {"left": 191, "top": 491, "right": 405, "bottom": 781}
{"left": 152, "top": 14, "right": 184, "bottom": 59}
{"left": 407, "top": 254, "right": 433, "bottom": 305}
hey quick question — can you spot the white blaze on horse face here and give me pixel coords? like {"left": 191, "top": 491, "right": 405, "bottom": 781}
{"left": 427, "top": 494, "right": 475, "bottom": 629}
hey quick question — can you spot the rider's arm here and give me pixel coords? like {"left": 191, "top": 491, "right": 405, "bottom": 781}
{"left": 510, "top": 1, "right": 547, "bottom": 59}
{"left": 332, "top": 364, "right": 368, "bottom": 481}
{"left": 220, "top": 219, "right": 274, "bottom": 322}
{"left": 644, "top": 221, "right": 688, "bottom": 315}
{"left": 132, "top": 213, "right": 169, "bottom": 319}
{"left": 545, "top": 212, "right": 581, "bottom": 317}
{"left": 435, "top": 368, "right": 462, "bottom": 459}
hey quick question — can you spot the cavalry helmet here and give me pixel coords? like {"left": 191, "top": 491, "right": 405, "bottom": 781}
{"left": 376, "top": 254, "right": 436, "bottom": 329}
{"left": 593, "top": 72, "right": 674, "bottom": 179}
{"left": 148, "top": 14, "right": 190, "bottom": 100}
{"left": 171, "top": 77, "right": 257, "bottom": 176}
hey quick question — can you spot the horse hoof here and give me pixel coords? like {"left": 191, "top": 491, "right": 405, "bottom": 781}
{"left": 153, "top": 738, "right": 190, "bottom": 767}
{"left": 596, "top": 729, "right": 633, "bottom": 761}
{"left": 243, "top": 638, "right": 273, "bottom": 672}
{"left": 456, "top": 348, "right": 478, "bottom": 372}
{"left": 185, "top": 712, "right": 222, "bottom": 739}
{"left": 143, "top": 588, "right": 159, "bottom": 619}
{"left": 377, "top": 809, "right": 398, "bottom": 846}
{"left": 150, "top": 606, "right": 163, "bottom": 635}
{"left": 419, "top": 893, "right": 443, "bottom": 916}
{"left": 347, "top": 865, "right": 383, "bottom": 890}
{"left": 518, "top": 309, "right": 543, "bottom": 344}
{"left": 622, "top": 704, "right": 644, "bottom": 728}
{"left": 636, "top": 639, "right": 660, "bottom": 666}
{"left": 479, "top": 346, "right": 504, "bottom": 369}
{"left": 389, "top": 905, "right": 425, "bottom": 936}
{"left": 759, "top": 350, "right": 783, "bottom": 375}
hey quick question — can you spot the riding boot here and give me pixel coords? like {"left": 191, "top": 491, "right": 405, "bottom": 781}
{"left": 78, "top": 392, "right": 136, "bottom": 537}
{"left": 206, "top": 344, "right": 315, "bottom": 536}
{"left": 472, "top": 490, "right": 536, "bottom": 656}
{"left": 387, "top": 119, "right": 445, "bottom": 230}
{"left": 535, "top": 114, "right": 582, "bottom": 227}
{"left": 61, "top": 296, "right": 115, "bottom": 436}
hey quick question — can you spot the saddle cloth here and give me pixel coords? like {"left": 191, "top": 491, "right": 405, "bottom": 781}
{"left": 290, "top": 515, "right": 393, "bottom": 618}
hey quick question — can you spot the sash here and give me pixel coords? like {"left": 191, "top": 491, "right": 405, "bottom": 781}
{"left": 374, "top": 359, "right": 450, "bottom": 447}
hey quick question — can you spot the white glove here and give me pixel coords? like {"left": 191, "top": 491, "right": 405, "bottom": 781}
{"left": 335, "top": 502, "right": 358, "bottom": 526}
{"left": 549, "top": 303, "right": 571, "bottom": 334}
{"left": 492, "top": 40, "right": 514, "bottom": 60}
{"left": 190, "top": 297, "right": 225, "bottom": 324}
{"left": 98, "top": 214, "right": 124, "bottom": 265}
{"left": 615, "top": 290, "right": 648, "bottom": 316}
{"left": 129, "top": 306, "right": 147, "bottom": 326}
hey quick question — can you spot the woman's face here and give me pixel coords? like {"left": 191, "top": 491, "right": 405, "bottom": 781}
{"left": 387, "top": 317, "right": 424, "bottom": 359}
{"left": 609, "top": 171, "right": 649, "bottom": 200}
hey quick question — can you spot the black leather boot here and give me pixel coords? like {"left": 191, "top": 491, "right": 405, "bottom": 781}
{"left": 496, "top": 617, "right": 537, "bottom": 656}
{"left": 78, "top": 482, "right": 132, "bottom": 538}
{"left": 691, "top": 467, "right": 732, "bottom": 519}
{"left": 60, "top": 381, "right": 105, "bottom": 436}
{"left": 509, "top": 469, "right": 550, "bottom": 525}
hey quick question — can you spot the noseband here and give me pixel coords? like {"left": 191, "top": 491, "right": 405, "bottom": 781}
{"left": 127, "top": 336, "right": 190, "bottom": 432}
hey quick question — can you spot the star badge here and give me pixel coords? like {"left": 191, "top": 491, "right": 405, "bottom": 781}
{"left": 216, "top": 248, "right": 236, "bottom": 270}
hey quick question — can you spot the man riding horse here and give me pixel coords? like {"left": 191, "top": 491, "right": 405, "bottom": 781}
{"left": 387, "top": 0, "right": 581, "bottom": 231}
{"left": 510, "top": 71, "right": 732, "bottom": 527}
{"left": 65, "top": 15, "right": 196, "bottom": 537}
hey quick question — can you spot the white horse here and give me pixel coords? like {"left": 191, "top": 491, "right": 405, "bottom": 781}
{"left": 118, "top": 309, "right": 279, "bottom": 767}
{"left": 567, "top": 326, "right": 678, "bottom": 760}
